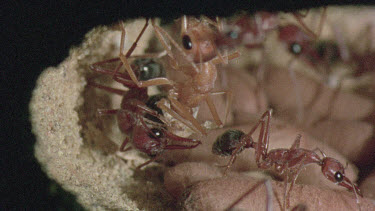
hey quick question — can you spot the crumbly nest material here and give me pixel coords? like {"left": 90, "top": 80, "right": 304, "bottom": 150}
{"left": 30, "top": 19, "right": 177, "bottom": 210}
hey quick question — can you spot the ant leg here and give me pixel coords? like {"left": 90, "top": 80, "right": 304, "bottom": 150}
{"left": 210, "top": 51, "right": 241, "bottom": 65}
{"left": 130, "top": 51, "right": 167, "bottom": 59}
{"left": 205, "top": 95, "right": 223, "bottom": 127}
{"left": 224, "top": 179, "right": 274, "bottom": 211}
{"left": 124, "top": 19, "right": 149, "bottom": 58}
{"left": 290, "top": 134, "right": 302, "bottom": 150}
{"left": 331, "top": 22, "right": 351, "bottom": 62}
{"left": 161, "top": 97, "right": 208, "bottom": 135}
{"left": 210, "top": 90, "right": 233, "bottom": 126}
{"left": 292, "top": 7, "right": 327, "bottom": 40}
{"left": 151, "top": 20, "right": 176, "bottom": 61}
{"left": 156, "top": 99, "right": 204, "bottom": 135}
{"left": 89, "top": 57, "right": 121, "bottom": 74}
{"left": 201, "top": 16, "right": 221, "bottom": 30}
{"left": 136, "top": 155, "right": 162, "bottom": 169}
{"left": 255, "top": 110, "right": 272, "bottom": 163}
{"left": 162, "top": 129, "right": 201, "bottom": 145}
{"left": 87, "top": 80, "right": 127, "bottom": 95}
{"left": 120, "top": 51, "right": 173, "bottom": 87}
{"left": 118, "top": 20, "right": 172, "bottom": 88}
{"left": 222, "top": 145, "right": 242, "bottom": 175}
{"left": 286, "top": 156, "right": 308, "bottom": 209}
{"left": 119, "top": 137, "right": 132, "bottom": 152}
{"left": 97, "top": 109, "right": 118, "bottom": 116}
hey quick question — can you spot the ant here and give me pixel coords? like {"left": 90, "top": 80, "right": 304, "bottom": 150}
{"left": 114, "top": 17, "right": 240, "bottom": 135}
{"left": 215, "top": 9, "right": 327, "bottom": 123}
{"left": 91, "top": 84, "right": 201, "bottom": 169}
{"left": 88, "top": 21, "right": 201, "bottom": 169}
{"left": 212, "top": 110, "right": 362, "bottom": 210}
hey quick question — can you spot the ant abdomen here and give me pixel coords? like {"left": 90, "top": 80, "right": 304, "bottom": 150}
{"left": 212, "top": 129, "right": 245, "bottom": 156}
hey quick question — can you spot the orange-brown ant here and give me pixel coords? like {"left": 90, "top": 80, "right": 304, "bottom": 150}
{"left": 113, "top": 17, "right": 240, "bottom": 135}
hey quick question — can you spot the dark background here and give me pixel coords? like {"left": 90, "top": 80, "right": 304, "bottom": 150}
{"left": 2, "top": 0, "right": 372, "bottom": 209}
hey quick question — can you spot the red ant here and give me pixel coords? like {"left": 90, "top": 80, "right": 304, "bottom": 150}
{"left": 88, "top": 21, "right": 201, "bottom": 169}
{"left": 215, "top": 9, "right": 327, "bottom": 123}
{"left": 212, "top": 110, "right": 362, "bottom": 210}
{"left": 90, "top": 84, "right": 201, "bottom": 169}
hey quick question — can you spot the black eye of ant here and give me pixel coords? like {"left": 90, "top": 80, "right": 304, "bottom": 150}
{"left": 182, "top": 35, "right": 193, "bottom": 50}
{"left": 149, "top": 128, "right": 163, "bottom": 139}
{"left": 334, "top": 172, "right": 344, "bottom": 183}
{"left": 290, "top": 43, "right": 302, "bottom": 55}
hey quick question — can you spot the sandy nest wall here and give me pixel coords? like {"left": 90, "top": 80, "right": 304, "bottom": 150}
{"left": 30, "top": 20, "right": 175, "bottom": 210}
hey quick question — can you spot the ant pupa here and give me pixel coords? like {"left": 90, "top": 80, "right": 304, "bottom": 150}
{"left": 212, "top": 109, "right": 362, "bottom": 210}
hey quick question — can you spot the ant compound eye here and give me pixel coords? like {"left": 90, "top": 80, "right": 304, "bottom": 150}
{"left": 149, "top": 128, "right": 164, "bottom": 139}
{"left": 290, "top": 43, "right": 302, "bottom": 55}
{"left": 182, "top": 35, "right": 193, "bottom": 50}
{"left": 334, "top": 172, "right": 344, "bottom": 183}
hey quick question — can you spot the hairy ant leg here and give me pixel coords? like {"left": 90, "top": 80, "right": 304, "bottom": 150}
{"left": 157, "top": 97, "right": 208, "bottom": 135}
{"left": 208, "top": 90, "right": 233, "bottom": 126}
{"left": 87, "top": 80, "right": 128, "bottom": 96}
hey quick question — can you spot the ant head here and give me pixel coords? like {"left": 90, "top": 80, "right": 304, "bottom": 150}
{"left": 216, "top": 22, "right": 242, "bottom": 50}
{"left": 279, "top": 24, "right": 312, "bottom": 55}
{"left": 132, "top": 58, "right": 165, "bottom": 81}
{"left": 212, "top": 129, "right": 245, "bottom": 156}
{"left": 133, "top": 126, "right": 166, "bottom": 156}
{"left": 321, "top": 157, "right": 362, "bottom": 196}
{"left": 180, "top": 16, "right": 218, "bottom": 63}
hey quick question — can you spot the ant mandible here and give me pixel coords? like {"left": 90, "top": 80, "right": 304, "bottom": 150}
{"left": 212, "top": 109, "right": 362, "bottom": 210}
